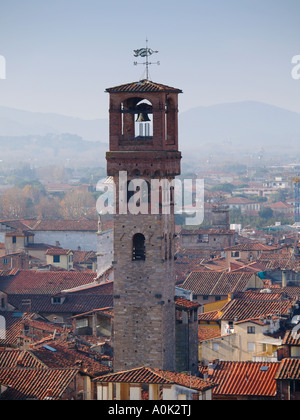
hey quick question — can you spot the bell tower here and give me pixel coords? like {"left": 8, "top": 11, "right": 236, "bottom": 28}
{"left": 106, "top": 78, "right": 182, "bottom": 372}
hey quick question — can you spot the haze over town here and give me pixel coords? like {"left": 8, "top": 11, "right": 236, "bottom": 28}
{"left": 1, "top": 0, "right": 300, "bottom": 403}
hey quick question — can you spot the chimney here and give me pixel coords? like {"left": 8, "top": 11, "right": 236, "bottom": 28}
{"left": 208, "top": 360, "right": 218, "bottom": 376}
{"left": 282, "top": 271, "right": 287, "bottom": 288}
{"left": 16, "top": 356, "right": 24, "bottom": 367}
{"left": 45, "top": 389, "right": 53, "bottom": 399}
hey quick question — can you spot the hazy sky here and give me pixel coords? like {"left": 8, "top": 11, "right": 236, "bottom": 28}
{"left": 0, "top": 0, "right": 300, "bottom": 119}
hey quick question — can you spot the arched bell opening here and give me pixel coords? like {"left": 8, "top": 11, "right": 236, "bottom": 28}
{"left": 134, "top": 100, "right": 153, "bottom": 139}
{"left": 120, "top": 97, "right": 153, "bottom": 141}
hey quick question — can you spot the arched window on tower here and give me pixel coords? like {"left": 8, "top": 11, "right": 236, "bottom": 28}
{"left": 132, "top": 233, "right": 146, "bottom": 261}
{"left": 135, "top": 100, "right": 153, "bottom": 139}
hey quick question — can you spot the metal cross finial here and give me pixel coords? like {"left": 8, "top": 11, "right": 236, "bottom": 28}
{"left": 133, "top": 39, "right": 160, "bottom": 80}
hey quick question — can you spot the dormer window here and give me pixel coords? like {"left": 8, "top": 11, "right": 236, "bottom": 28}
{"left": 52, "top": 296, "right": 64, "bottom": 305}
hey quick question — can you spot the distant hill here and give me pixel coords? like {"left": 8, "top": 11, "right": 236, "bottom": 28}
{"left": 1, "top": 101, "right": 300, "bottom": 167}
{"left": 0, "top": 106, "right": 108, "bottom": 142}
{"left": 0, "top": 133, "right": 108, "bottom": 167}
{"left": 179, "top": 101, "right": 300, "bottom": 155}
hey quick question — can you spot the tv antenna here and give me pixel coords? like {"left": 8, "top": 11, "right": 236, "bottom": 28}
{"left": 133, "top": 38, "right": 160, "bottom": 80}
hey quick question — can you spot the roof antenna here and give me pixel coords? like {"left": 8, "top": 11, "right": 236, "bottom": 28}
{"left": 133, "top": 38, "right": 160, "bottom": 81}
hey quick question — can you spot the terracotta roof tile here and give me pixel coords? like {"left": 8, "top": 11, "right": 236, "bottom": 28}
{"left": 219, "top": 298, "right": 295, "bottom": 321}
{"left": 225, "top": 242, "right": 278, "bottom": 252}
{"left": 258, "top": 254, "right": 300, "bottom": 271}
{"left": 0, "top": 270, "right": 97, "bottom": 295}
{"left": 282, "top": 329, "right": 300, "bottom": 346}
{"left": 73, "top": 250, "right": 97, "bottom": 264}
{"left": 198, "top": 326, "right": 222, "bottom": 342}
{"left": 45, "top": 249, "right": 72, "bottom": 256}
{"left": 0, "top": 312, "right": 35, "bottom": 347}
{"left": 199, "top": 361, "right": 279, "bottom": 397}
{"left": 106, "top": 79, "right": 182, "bottom": 94}
{"left": 28, "top": 218, "right": 98, "bottom": 232}
{"left": 95, "top": 366, "right": 215, "bottom": 392}
{"left": 182, "top": 271, "right": 256, "bottom": 296}
{"left": 31, "top": 341, "right": 110, "bottom": 377}
{"left": 6, "top": 230, "right": 34, "bottom": 237}
{"left": 0, "top": 349, "right": 44, "bottom": 369}
{"left": 175, "top": 296, "right": 200, "bottom": 310}
{"left": 275, "top": 358, "right": 300, "bottom": 380}
{"left": 0, "top": 367, "right": 78, "bottom": 400}
{"left": 198, "top": 310, "right": 220, "bottom": 321}
{"left": 8, "top": 293, "right": 113, "bottom": 314}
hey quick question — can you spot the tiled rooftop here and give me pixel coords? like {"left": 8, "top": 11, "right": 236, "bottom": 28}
{"left": 181, "top": 271, "right": 256, "bottom": 296}
{"left": 95, "top": 366, "right": 216, "bottom": 392}
{"left": 175, "top": 296, "right": 200, "bottom": 310}
{"left": 225, "top": 242, "right": 278, "bottom": 252}
{"left": 8, "top": 293, "right": 113, "bottom": 315}
{"left": 26, "top": 218, "right": 98, "bottom": 232}
{"left": 106, "top": 79, "right": 182, "bottom": 94}
{"left": 199, "top": 361, "right": 279, "bottom": 397}
{"left": 219, "top": 297, "right": 295, "bottom": 321}
{"left": 283, "top": 329, "right": 300, "bottom": 346}
{"left": 45, "top": 249, "right": 72, "bottom": 256}
{"left": 0, "top": 367, "right": 78, "bottom": 400}
{"left": 0, "top": 349, "right": 44, "bottom": 369}
{"left": 275, "top": 358, "right": 300, "bottom": 380}
{"left": 31, "top": 340, "right": 110, "bottom": 377}
{"left": 198, "top": 326, "right": 222, "bottom": 342}
{"left": 0, "top": 312, "right": 36, "bottom": 347}
{"left": 0, "top": 270, "right": 97, "bottom": 295}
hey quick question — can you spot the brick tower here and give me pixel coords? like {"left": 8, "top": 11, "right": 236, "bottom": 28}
{"left": 106, "top": 79, "right": 182, "bottom": 372}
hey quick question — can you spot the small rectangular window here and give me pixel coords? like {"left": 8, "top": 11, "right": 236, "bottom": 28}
{"left": 212, "top": 343, "right": 219, "bottom": 351}
{"left": 53, "top": 255, "right": 60, "bottom": 263}
{"left": 198, "top": 234, "right": 209, "bottom": 243}
{"left": 52, "top": 297, "right": 62, "bottom": 304}
{"left": 231, "top": 251, "right": 240, "bottom": 258}
{"left": 248, "top": 342, "right": 255, "bottom": 352}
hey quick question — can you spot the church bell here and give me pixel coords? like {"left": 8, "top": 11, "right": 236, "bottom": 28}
{"left": 136, "top": 112, "right": 151, "bottom": 123}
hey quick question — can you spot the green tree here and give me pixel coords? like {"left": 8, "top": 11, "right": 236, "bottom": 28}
{"left": 258, "top": 207, "right": 274, "bottom": 219}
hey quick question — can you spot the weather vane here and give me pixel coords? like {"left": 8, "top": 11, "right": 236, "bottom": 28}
{"left": 133, "top": 39, "right": 160, "bottom": 80}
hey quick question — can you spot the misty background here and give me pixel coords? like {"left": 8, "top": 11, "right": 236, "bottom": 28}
{"left": 1, "top": 0, "right": 300, "bottom": 173}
